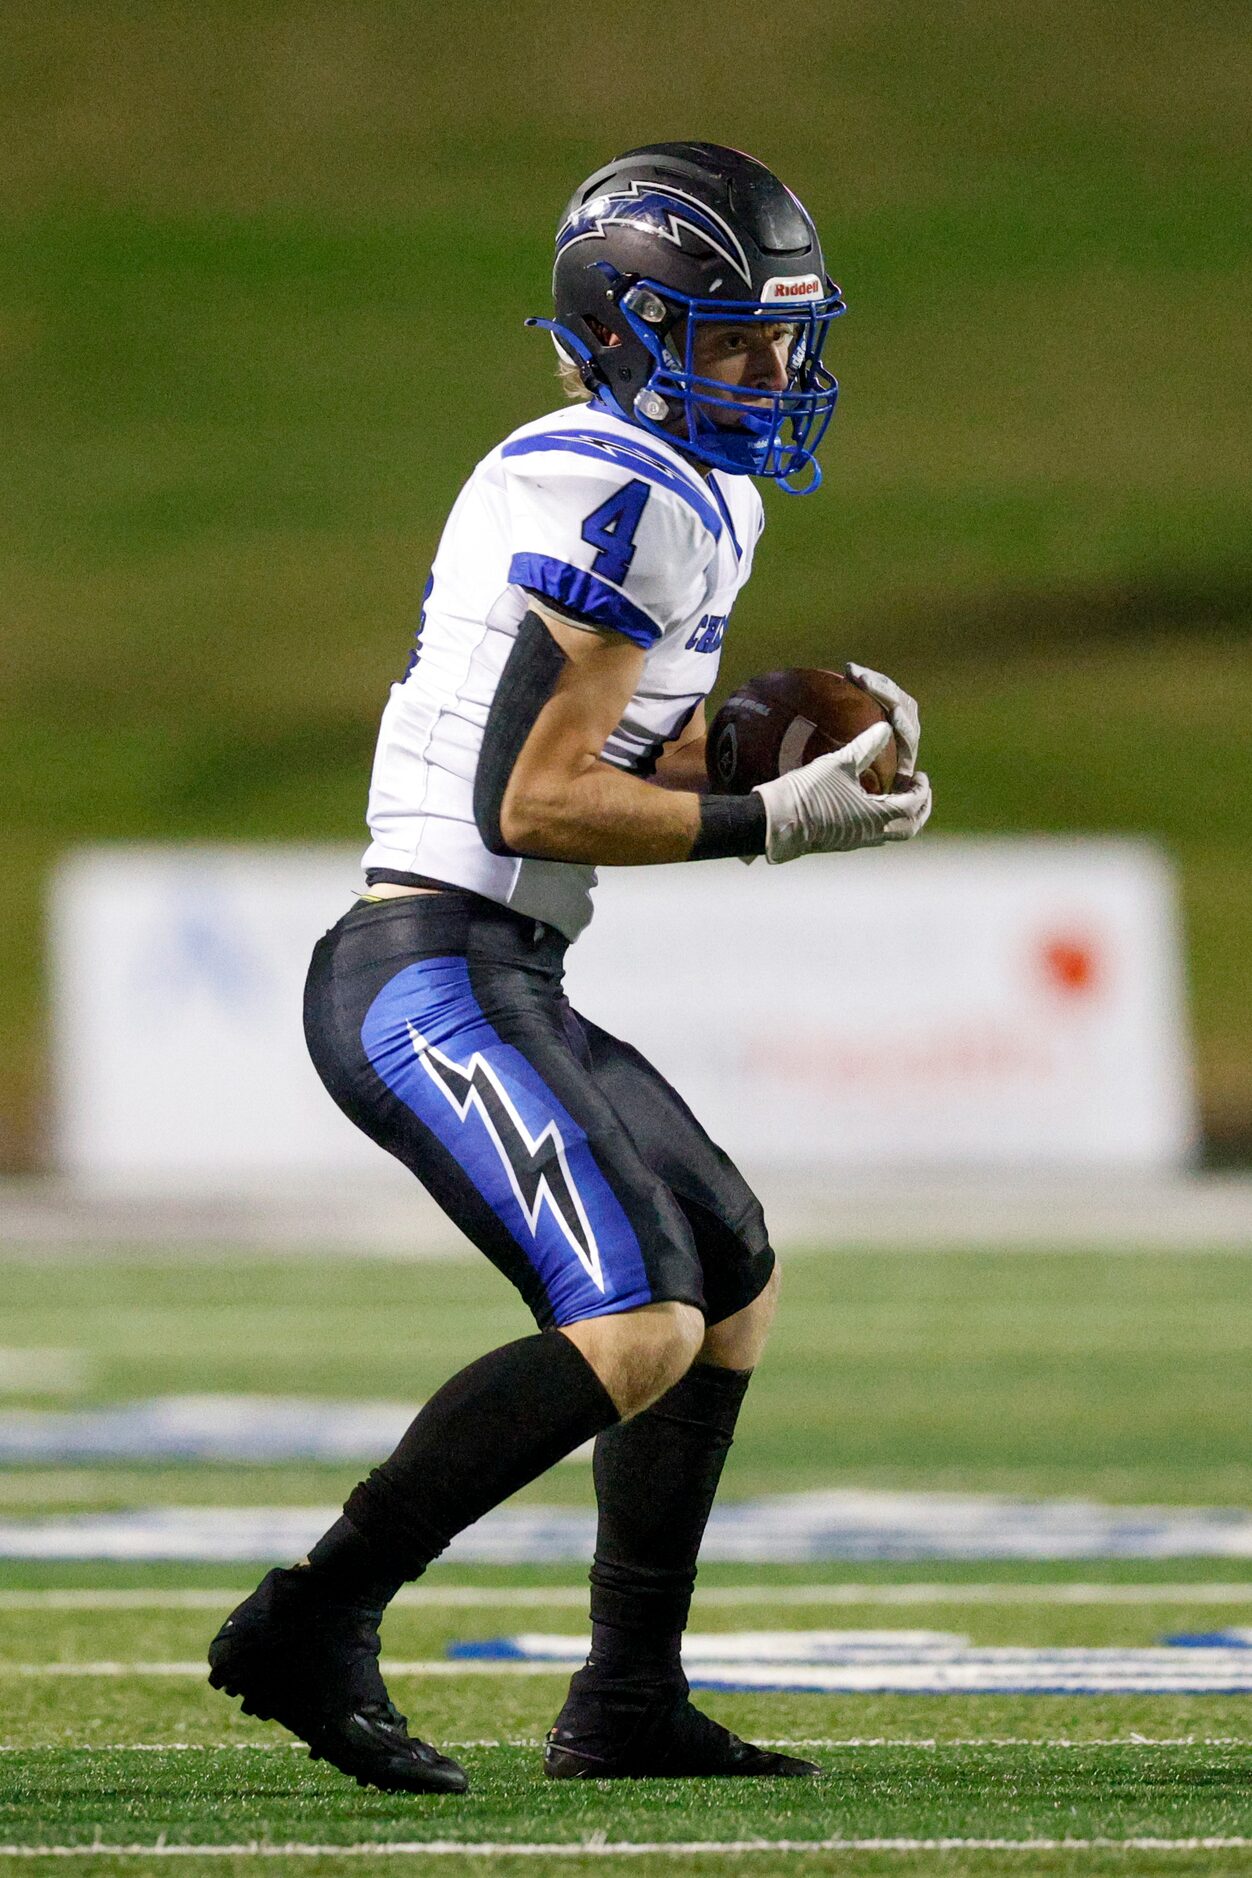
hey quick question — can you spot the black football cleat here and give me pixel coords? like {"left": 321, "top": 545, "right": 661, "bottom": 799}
{"left": 544, "top": 1672, "right": 822, "bottom": 1780}
{"left": 208, "top": 1567, "right": 467, "bottom": 1795}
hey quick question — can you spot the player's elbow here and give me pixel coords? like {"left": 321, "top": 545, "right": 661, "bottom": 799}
{"left": 487, "top": 783, "right": 527, "bottom": 856}
{"left": 473, "top": 754, "right": 547, "bottom": 857}
{"left": 473, "top": 758, "right": 557, "bottom": 857}
{"left": 493, "top": 775, "right": 563, "bottom": 856}
{"left": 494, "top": 788, "right": 528, "bottom": 855}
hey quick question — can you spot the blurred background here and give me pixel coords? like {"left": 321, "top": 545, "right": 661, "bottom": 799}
{"left": 1, "top": 0, "right": 1249, "bottom": 1178}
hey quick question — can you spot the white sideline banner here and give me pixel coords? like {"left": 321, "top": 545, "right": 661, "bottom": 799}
{"left": 49, "top": 839, "right": 1196, "bottom": 1184}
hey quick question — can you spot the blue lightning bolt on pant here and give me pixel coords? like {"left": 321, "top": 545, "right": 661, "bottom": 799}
{"left": 303, "top": 892, "right": 774, "bottom": 1330}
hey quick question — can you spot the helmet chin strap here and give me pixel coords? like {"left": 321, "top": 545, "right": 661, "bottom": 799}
{"left": 689, "top": 404, "right": 771, "bottom": 472}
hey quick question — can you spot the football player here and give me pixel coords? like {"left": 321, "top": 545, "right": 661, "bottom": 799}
{"left": 209, "top": 141, "right": 931, "bottom": 1793}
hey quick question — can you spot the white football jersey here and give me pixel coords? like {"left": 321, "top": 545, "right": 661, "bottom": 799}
{"left": 363, "top": 398, "right": 764, "bottom": 939}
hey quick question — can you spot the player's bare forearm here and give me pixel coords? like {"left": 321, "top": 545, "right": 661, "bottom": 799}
{"left": 507, "top": 757, "right": 702, "bottom": 864}
{"left": 650, "top": 704, "right": 709, "bottom": 794}
{"left": 499, "top": 612, "right": 703, "bottom": 865}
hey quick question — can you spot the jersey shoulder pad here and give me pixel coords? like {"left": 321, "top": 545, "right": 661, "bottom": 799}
{"left": 499, "top": 418, "right": 726, "bottom": 548}
{"left": 498, "top": 415, "right": 721, "bottom": 646}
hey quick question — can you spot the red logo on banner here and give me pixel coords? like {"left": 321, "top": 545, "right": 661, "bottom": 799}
{"left": 1037, "top": 933, "right": 1102, "bottom": 998}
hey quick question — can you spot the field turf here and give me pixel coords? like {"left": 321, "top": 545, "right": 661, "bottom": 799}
{"left": 3, "top": 1570, "right": 1252, "bottom": 1875}
{"left": 2, "top": 1247, "right": 1251, "bottom": 1871}
{"left": 4, "top": 1248, "right": 1252, "bottom": 1512}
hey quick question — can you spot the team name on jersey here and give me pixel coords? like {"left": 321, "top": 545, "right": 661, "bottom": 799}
{"left": 684, "top": 613, "right": 729, "bottom": 654}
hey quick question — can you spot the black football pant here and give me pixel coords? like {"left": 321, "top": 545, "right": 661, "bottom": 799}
{"left": 303, "top": 891, "right": 775, "bottom": 1330}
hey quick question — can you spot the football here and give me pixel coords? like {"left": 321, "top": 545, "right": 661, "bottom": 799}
{"left": 706, "top": 668, "right": 899, "bottom": 796}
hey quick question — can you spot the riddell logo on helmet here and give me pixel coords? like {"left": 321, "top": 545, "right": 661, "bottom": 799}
{"left": 761, "top": 274, "right": 823, "bottom": 301}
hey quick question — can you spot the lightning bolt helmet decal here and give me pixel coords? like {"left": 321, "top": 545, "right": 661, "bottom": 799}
{"left": 537, "top": 141, "right": 846, "bottom": 492}
{"left": 556, "top": 178, "right": 754, "bottom": 288}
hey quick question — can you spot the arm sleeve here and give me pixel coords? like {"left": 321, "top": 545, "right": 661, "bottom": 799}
{"left": 503, "top": 450, "right": 717, "bottom": 648}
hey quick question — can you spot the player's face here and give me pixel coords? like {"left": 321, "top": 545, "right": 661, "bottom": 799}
{"left": 687, "top": 320, "right": 797, "bottom": 425}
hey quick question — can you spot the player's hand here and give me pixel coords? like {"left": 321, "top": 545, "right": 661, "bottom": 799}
{"left": 753, "top": 723, "right": 933, "bottom": 862}
{"left": 844, "top": 662, "right": 921, "bottom": 778}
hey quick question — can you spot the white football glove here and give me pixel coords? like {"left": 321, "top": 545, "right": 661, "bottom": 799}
{"left": 753, "top": 721, "right": 932, "bottom": 863}
{"left": 844, "top": 662, "right": 921, "bottom": 778}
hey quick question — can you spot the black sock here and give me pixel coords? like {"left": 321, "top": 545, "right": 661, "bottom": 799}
{"left": 300, "top": 1516, "right": 404, "bottom": 1612}
{"left": 586, "top": 1362, "right": 752, "bottom": 1685}
{"left": 304, "top": 1332, "right": 618, "bottom": 1599}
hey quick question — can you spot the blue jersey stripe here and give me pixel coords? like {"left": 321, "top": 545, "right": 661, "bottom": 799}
{"left": 708, "top": 477, "right": 743, "bottom": 561}
{"left": 502, "top": 431, "right": 723, "bottom": 541}
{"left": 509, "top": 553, "right": 662, "bottom": 647}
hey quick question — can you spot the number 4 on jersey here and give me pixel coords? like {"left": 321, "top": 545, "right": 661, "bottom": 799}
{"left": 581, "top": 480, "right": 650, "bottom": 586}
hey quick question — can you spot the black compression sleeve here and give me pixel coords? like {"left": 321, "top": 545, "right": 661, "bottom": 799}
{"left": 475, "top": 609, "right": 767, "bottom": 864}
{"left": 473, "top": 610, "right": 568, "bottom": 857}
{"left": 689, "top": 792, "right": 768, "bottom": 861}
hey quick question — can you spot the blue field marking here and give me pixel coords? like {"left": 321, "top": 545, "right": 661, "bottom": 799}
{"left": 0, "top": 1396, "right": 593, "bottom": 1466}
{"left": 1164, "top": 1630, "right": 1252, "bottom": 1647}
{"left": 450, "top": 1639, "right": 533, "bottom": 1660}
{"left": 446, "top": 1631, "right": 1252, "bottom": 1695}
{"left": 4, "top": 1490, "right": 1252, "bottom": 1562}
{"left": 450, "top": 1630, "right": 968, "bottom": 1663}
{"left": 0, "top": 1396, "right": 413, "bottom": 1464}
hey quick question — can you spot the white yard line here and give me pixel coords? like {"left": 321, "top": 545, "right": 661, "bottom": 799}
{"left": 3, "top": 1583, "right": 1251, "bottom": 1611}
{"left": 709, "top": 1584, "right": 1252, "bottom": 1607}
{"left": 0, "top": 1588, "right": 580, "bottom": 1611}
{"left": 1, "top": 1836, "right": 1251, "bottom": 1857}
{"left": 0, "top": 1737, "right": 1248, "bottom": 1753}
{"left": 761, "top": 1735, "right": 1251, "bottom": 1749}
{"left": 9, "top": 1659, "right": 1252, "bottom": 1697}
{"left": 0, "top": 1661, "right": 624, "bottom": 1680}
{"left": 0, "top": 1743, "right": 306, "bottom": 1752}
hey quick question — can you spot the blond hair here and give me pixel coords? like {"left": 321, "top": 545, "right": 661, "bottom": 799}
{"left": 557, "top": 356, "right": 593, "bottom": 402}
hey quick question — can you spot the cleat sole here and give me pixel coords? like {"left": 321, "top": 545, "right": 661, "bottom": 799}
{"left": 546, "top": 1685, "right": 823, "bottom": 1782}
{"left": 209, "top": 1671, "right": 469, "bottom": 1794}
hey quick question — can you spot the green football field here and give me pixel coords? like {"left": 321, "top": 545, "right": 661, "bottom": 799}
{"left": 2, "top": 1247, "right": 1251, "bottom": 1872}
{"left": 3, "top": 1578, "right": 1252, "bottom": 1876}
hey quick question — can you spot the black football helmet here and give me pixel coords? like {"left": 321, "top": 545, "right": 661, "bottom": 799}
{"left": 529, "top": 142, "right": 845, "bottom": 492}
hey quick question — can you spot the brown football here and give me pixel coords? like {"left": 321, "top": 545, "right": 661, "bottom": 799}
{"left": 706, "top": 669, "right": 898, "bottom": 796}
